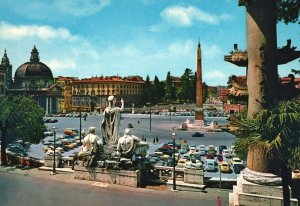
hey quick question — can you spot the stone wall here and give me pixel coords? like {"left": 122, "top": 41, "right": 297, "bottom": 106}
{"left": 184, "top": 169, "right": 204, "bottom": 184}
{"left": 74, "top": 165, "right": 141, "bottom": 187}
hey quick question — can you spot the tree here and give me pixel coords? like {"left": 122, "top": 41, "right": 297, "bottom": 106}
{"left": 142, "top": 75, "right": 152, "bottom": 104}
{"left": 232, "top": 100, "right": 300, "bottom": 206}
{"left": 0, "top": 96, "right": 46, "bottom": 165}
{"left": 277, "top": 0, "right": 300, "bottom": 24}
{"left": 179, "top": 68, "right": 194, "bottom": 103}
{"left": 164, "top": 71, "right": 176, "bottom": 103}
{"left": 152, "top": 76, "right": 164, "bottom": 104}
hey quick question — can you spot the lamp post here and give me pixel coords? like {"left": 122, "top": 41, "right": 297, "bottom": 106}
{"left": 52, "top": 126, "right": 58, "bottom": 175}
{"left": 219, "top": 164, "right": 222, "bottom": 190}
{"left": 169, "top": 104, "right": 172, "bottom": 123}
{"left": 79, "top": 95, "right": 83, "bottom": 144}
{"left": 171, "top": 132, "right": 178, "bottom": 191}
{"left": 146, "top": 102, "right": 152, "bottom": 131}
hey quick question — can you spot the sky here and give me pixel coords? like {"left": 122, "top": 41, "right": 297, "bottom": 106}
{"left": 0, "top": 0, "right": 299, "bottom": 86}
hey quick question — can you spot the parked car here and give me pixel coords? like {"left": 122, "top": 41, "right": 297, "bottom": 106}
{"left": 155, "top": 160, "right": 166, "bottom": 166}
{"left": 231, "top": 157, "right": 243, "bottom": 165}
{"left": 185, "top": 158, "right": 203, "bottom": 170}
{"left": 198, "top": 147, "right": 206, "bottom": 156}
{"left": 205, "top": 154, "right": 214, "bottom": 160}
{"left": 44, "top": 118, "right": 58, "bottom": 123}
{"left": 233, "top": 163, "right": 245, "bottom": 174}
{"left": 155, "top": 148, "right": 173, "bottom": 156}
{"left": 222, "top": 149, "right": 232, "bottom": 158}
{"left": 207, "top": 147, "right": 216, "bottom": 156}
{"left": 218, "top": 145, "right": 227, "bottom": 155}
{"left": 230, "top": 145, "right": 236, "bottom": 156}
{"left": 188, "top": 146, "right": 197, "bottom": 154}
{"left": 220, "top": 161, "right": 231, "bottom": 173}
{"left": 44, "top": 131, "right": 54, "bottom": 136}
{"left": 166, "top": 158, "right": 175, "bottom": 167}
{"left": 216, "top": 154, "right": 223, "bottom": 163}
{"left": 176, "top": 158, "right": 187, "bottom": 168}
{"left": 181, "top": 154, "right": 190, "bottom": 160}
{"left": 204, "top": 159, "right": 216, "bottom": 172}
{"left": 292, "top": 169, "right": 300, "bottom": 179}
{"left": 192, "top": 132, "right": 204, "bottom": 137}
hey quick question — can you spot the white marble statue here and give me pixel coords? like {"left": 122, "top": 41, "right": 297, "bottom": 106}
{"left": 73, "top": 127, "right": 102, "bottom": 168}
{"left": 79, "top": 127, "right": 102, "bottom": 156}
{"left": 117, "top": 128, "right": 139, "bottom": 158}
{"left": 101, "top": 96, "right": 124, "bottom": 145}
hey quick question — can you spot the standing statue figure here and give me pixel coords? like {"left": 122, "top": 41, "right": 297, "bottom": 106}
{"left": 101, "top": 96, "right": 124, "bottom": 146}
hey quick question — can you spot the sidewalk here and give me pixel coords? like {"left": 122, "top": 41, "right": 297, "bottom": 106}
{"left": 0, "top": 165, "right": 230, "bottom": 203}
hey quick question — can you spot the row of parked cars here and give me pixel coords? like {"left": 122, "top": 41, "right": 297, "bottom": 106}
{"left": 42, "top": 128, "right": 81, "bottom": 155}
{"left": 150, "top": 142, "right": 245, "bottom": 174}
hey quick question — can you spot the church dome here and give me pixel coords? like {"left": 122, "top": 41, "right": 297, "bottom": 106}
{"left": 14, "top": 46, "right": 53, "bottom": 82}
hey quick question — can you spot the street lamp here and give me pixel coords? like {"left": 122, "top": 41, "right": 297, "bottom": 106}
{"left": 171, "top": 132, "right": 178, "bottom": 191}
{"left": 146, "top": 102, "right": 152, "bottom": 131}
{"left": 52, "top": 126, "right": 58, "bottom": 175}
{"left": 169, "top": 104, "right": 172, "bottom": 123}
{"left": 79, "top": 95, "right": 83, "bottom": 144}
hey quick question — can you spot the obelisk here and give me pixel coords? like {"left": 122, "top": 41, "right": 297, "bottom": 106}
{"left": 195, "top": 42, "right": 204, "bottom": 125}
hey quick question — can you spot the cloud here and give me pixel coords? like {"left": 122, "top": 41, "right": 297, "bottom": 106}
{"left": 203, "top": 44, "right": 223, "bottom": 60}
{"left": 47, "top": 59, "right": 77, "bottom": 72}
{"left": 0, "top": 22, "right": 77, "bottom": 41}
{"left": 204, "top": 70, "right": 226, "bottom": 80}
{"left": 152, "top": 5, "right": 232, "bottom": 30}
{"left": 54, "top": 0, "right": 111, "bottom": 17}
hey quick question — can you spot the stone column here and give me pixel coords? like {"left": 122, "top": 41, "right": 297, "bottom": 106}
{"left": 45, "top": 97, "right": 49, "bottom": 114}
{"left": 49, "top": 97, "right": 52, "bottom": 114}
{"left": 241, "top": 0, "right": 278, "bottom": 118}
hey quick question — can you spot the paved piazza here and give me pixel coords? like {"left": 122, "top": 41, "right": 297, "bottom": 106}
{"left": 28, "top": 113, "right": 237, "bottom": 181}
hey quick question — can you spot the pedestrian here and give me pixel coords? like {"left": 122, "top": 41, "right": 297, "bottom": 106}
{"left": 138, "top": 120, "right": 140, "bottom": 124}
{"left": 184, "top": 139, "right": 187, "bottom": 144}
{"left": 156, "top": 136, "right": 159, "bottom": 143}
{"left": 153, "top": 137, "right": 155, "bottom": 144}
{"left": 179, "top": 137, "right": 182, "bottom": 145}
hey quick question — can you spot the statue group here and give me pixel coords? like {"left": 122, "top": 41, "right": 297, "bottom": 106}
{"left": 74, "top": 96, "right": 148, "bottom": 170}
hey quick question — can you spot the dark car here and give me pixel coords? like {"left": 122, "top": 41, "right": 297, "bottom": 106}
{"left": 155, "top": 148, "right": 174, "bottom": 156}
{"left": 128, "top": 123, "right": 133, "bottom": 128}
{"left": 166, "top": 158, "right": 175, "bottom": 167}
{"left": 192, "top": 132, "right": 204, "bottom": 137}
{"left": 44, "top": 118, "right": 58, "bottom": 123}
{"left": 218, "top": 145, "right": 227, "bottom": 155}
{"left": 233, "top": 164, "right": 245, "bottom": 174}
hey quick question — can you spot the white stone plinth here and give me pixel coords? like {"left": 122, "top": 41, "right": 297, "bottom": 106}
{"left": 229, "top": 173, "right": 298, "bottom": 206}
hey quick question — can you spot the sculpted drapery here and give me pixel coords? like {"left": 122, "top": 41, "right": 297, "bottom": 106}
{"left": 101, "top": 96, "right": 124, "bottom": 146}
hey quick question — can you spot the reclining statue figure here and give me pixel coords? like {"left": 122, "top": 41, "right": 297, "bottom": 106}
{"left": 117, "top": 128, "right": 140, "bottom": 160}
{"left": 73, "top": 127, "right": 102, "bottom": 168}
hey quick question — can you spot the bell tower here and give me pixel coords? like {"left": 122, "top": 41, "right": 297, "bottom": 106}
{"left": 0, "top": 49, "right": 13, "bottom": 87}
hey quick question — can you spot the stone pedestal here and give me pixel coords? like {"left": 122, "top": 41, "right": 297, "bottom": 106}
{"left": 74, "top": 165, "right": 145, "bottom": 187}
{"left": 44, "top": 155, "right": 61, "bottom": 168}
{"left": 184, "top": 169, "right": 204, "bottom": 184}
{"left": 229, "top": 174, "right": 298, "bottom": 206}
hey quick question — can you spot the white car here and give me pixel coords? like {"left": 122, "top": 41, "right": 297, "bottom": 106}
{"left": 222, "top": 149, "right": 232, "bottom": 158}
{"left": 231, "top": 157, "right": 243, "bottom": 165}
{"left": 292, "top": 169, "right": 300, "bottom": 179}
{"left": 188, "top": 146, "right": 197, "bottom": 154}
